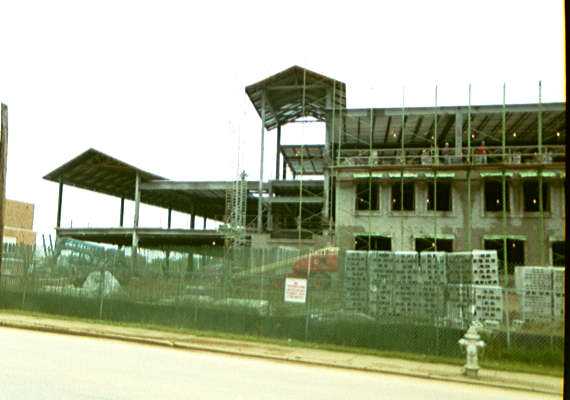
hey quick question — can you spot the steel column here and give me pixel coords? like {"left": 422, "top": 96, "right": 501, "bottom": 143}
{"left": 538, "top": 81, "right": 545, "bottom": 265}
{"left": 282, "top": 158, "right": 287, "bottom": 180}
{"left": 433, "top": 86, "right": 438, "bottom": 250}
{"left": 132, "top": 173, "right": 141, "bottom": 271}
{"left": 56, "top": 179, "right": 64, "bottom": 229}
{"left": 257, "top": 92, "right": 266, "bottom": 233}
{"left": 465, "top": 84, "right": 472, "bottom": 250}
{"left": 368, "top": 108, "right": 373, "bottom": 250}
{"left": 400, "top": 89, "right": 405, "bottom": 250}
{"left": 501, "top": 84, "right": 508, "bottom": 283}
{"left": 119, "top": 198, "right": 125, "bottom": 227}
{"left": 275, "top": 125, "right": 281, "bottom": 180}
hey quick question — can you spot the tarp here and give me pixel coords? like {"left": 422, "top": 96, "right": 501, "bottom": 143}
{"left": 83, "top": 271, "right": 121, "bottom": 296}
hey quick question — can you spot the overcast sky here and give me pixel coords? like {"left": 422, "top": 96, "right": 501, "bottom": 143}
{"left": 0, "top": 0, "right": 565, "bottom": 244}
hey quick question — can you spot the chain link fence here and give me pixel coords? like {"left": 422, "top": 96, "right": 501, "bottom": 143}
{"left": 0, "top": 240, "right": 564, "bottom": 371}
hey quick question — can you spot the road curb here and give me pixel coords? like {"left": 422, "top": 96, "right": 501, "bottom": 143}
{"left": 0, "top": 320, "right": 561, "bottom": 396}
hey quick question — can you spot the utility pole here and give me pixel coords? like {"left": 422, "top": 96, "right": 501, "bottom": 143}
{"left": 0, "top": 104, "right": 9, "bottom": 278}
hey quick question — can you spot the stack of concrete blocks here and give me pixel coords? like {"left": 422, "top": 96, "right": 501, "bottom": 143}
{"left": 472, "top": 250, "right": 500, "bottom": 286}
{"left": 368, "top": 251, "right": 393, "bottom": 319}
{"left": 391, "top": 251, "right": 421, "bottom": 317}
{"left": 445, "top": 252, "right": 475, "bottom": 326}
{"left": 552, "top": 267, "right": 565, "bottom": 321}
{"left": 516, "top": 266, "right": 555, "bottom": 322}
{"left": 518, "top": 267, "right": 552, "bottom": 321}
{"left": 418, "top": 252, "right": 446, "bottom": 320}
{"left": 445, "top": 252, "right": 473, "bottom": 285}
{"left": 444, "top": 250, "right": 502, "bottom": 326}
{"left": 471, "top": 250, "right": 503, "bottom": 323}
{"left": 473, "top": 285, "right": 504, "bottom": 323}
{"left": 343, "top": 251, "right": 369, "bottom": 314}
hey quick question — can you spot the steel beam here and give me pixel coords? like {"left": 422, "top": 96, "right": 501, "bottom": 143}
{"left": 141, "top": 180, "right": 263, "bottom": 191}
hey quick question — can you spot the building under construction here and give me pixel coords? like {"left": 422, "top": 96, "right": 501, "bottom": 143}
{"left": 44, "top": 66, "right": 566, "bottom": 273}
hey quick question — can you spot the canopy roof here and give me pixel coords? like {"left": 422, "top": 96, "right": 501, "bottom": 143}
{"left": 246, "top": 65, "right": 346, "bottom": 131}
{"left": 43, "top": 148, "right": 167, "bottom": 199}
{"left": 43, "top": 149, "right": 259, "bottom": 221}
{"left": 331, "top": 102, "right": 566, "bottom": 148}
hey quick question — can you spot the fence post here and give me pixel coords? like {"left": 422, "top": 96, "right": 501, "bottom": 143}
{"left": 504, "top": 287, "right": 511, "bottom": 348}
{"left": 21, "top": 246, "right": 28, "bottom": 308}
{"left": 178, "top": 260, "right": 184, "bottom": 327}
{"left": 550, "top": 289, "right": 554, "bottom": 351}
{"left": 304, "top": 252, "right": 312, "bottom": 342}
{"left": 98, "top": 268, "right": 105, "bottom": 320}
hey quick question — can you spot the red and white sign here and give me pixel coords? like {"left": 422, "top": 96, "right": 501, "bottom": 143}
{"left": 284, "top": 278, "right": 307, "bottom": 303}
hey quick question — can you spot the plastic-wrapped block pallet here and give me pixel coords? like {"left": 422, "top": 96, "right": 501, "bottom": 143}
{"left": 420, "top": 252, "right": 447, "bottom": 284}
{"left": 474, "top": 285, "right": 503, "bottom": 323}
{"left": 391, "top": 252, "right": 420, "bottom": 318}
{"left": 392, "top": 290, "right": 422, "bottom": 317}
{"left": 446, "top": 285, "right": 474, "bottom": 327}
{"left": 393, "top": 251, "right": 420, "bottom": 281}
{"left": 369, "top": 286, "right": 393, "bottom": 317}
{"left": 392, "top": 286, "right": 422, "bottom": 318}
{"left": 343, "top": 251, "right": 369, "bottom": 313}
{"left": 522, "top": 295, "right": 552, "bottom": 321}
{"left": 472, "top": 250, "right": 499, "bottom": 286}
{"left": 552, "top": 267, "right": 564, "bottom": 294}
{"left": 368, "top": 251, "right": 393, "bottom": 280}
{"left": 368, "top": 251, "right": 393, "bottom": 318}
{"left": 517, "top": 266, "right": 552, "bottom": 291}
{"left": 552, "top": 267, "right": 564, "bottom": 320}
{"left": 553, "top": 294, "right": 564, "bottom": 320}
{"left": 417, "top": 283, "right": 445, "bottom": 319}
{"left": 445, "top": 252, "right": 473, "bottom": 284}
{"left": 517, "top": 266, "right": 553, "bottom": 321}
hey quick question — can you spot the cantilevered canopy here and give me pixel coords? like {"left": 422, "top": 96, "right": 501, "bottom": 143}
{"left": 43, "top": 149, "right": 259, "bottom": 221}
{"left": 330, "top": 103, "right": 566, "bottom": 148}
{"left": 43, "top": 148, "right": 167, "bottom": 199}
{"left": 280, "top": 145, "right": 326, "bottom": 175}
{"left": 246, "top": 65, "right": 346, "bottom": 131}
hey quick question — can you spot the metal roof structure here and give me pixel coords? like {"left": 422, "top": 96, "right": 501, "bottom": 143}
{"left": 280, "top": 144, "right": 326, "bottom": 175}
{"left": 331, "top": 102, "right": 566, "bottom": 148}
{"left": 43, "top": 149, "right": 260, "bottom": 222}
{"left": 245, "top": 65, "right": 346, "bottom": 131}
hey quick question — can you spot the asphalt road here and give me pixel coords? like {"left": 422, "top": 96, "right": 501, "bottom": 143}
{"left": 0, "top": 327, "right": 559, "bottom": 400}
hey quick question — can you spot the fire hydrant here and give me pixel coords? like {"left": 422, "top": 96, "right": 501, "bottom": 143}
{"left": 458, "top": 322, "right": 485, "bottom": 378}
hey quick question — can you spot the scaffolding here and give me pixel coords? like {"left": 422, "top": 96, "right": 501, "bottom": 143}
{"left": 224, "top": 171, "right": 249, "bottom": 249}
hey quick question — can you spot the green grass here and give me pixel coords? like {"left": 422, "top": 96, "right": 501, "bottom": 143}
{"left": 1, "top": 308, "right": 563, "bottom": 377}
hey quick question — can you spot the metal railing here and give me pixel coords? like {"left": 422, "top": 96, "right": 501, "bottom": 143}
{"left": 334, "top": 145, "right": 566, "bottom": 168}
